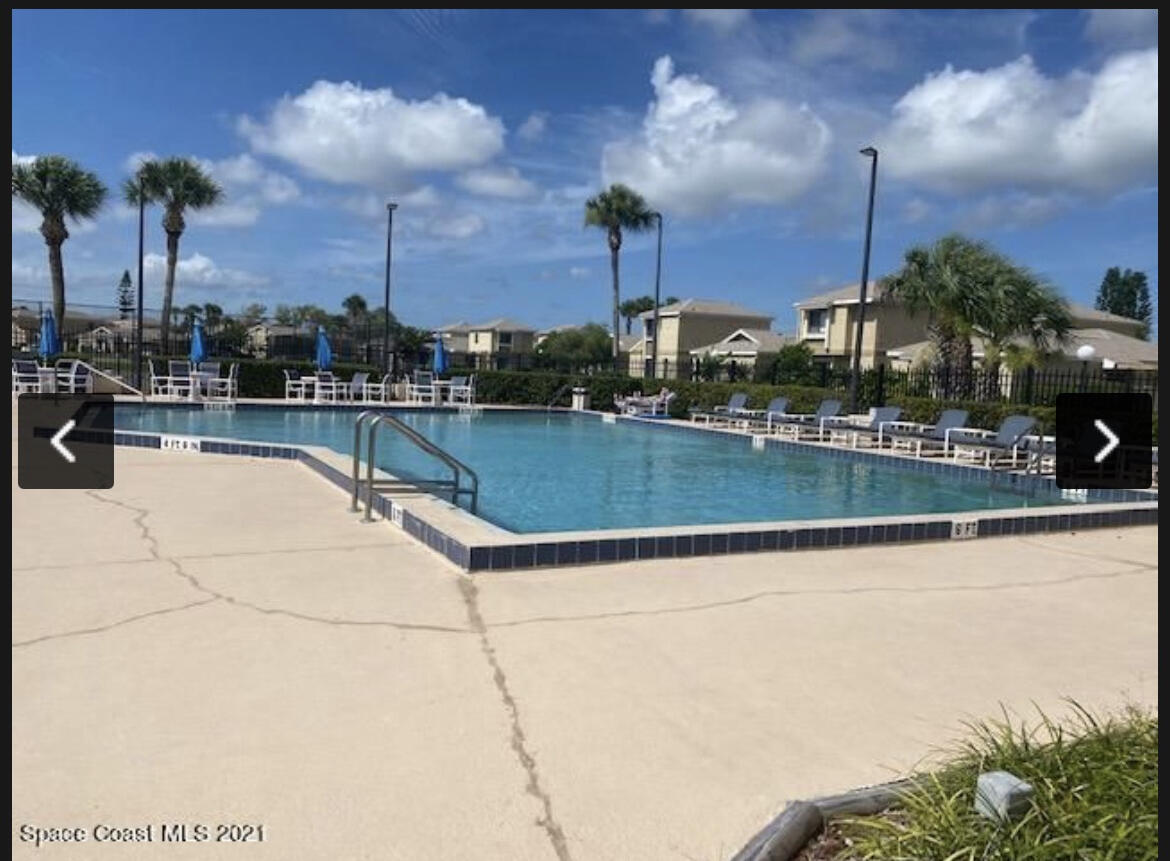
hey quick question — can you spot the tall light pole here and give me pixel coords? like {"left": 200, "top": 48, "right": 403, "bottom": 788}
{"left": 849, "top": 146, "right": 879, "bottom": 414}
{"left": 134, "top": 173, "right": 145, "bottom": 390}
{"left": 650, "top": 211, "right": 663, "bottom": 379}
{"left": 383, "top": 202, "right": 398, "bottom": 377}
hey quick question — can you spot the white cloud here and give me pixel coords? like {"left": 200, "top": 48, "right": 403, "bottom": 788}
{"left": 516, "top": 112, "right": 548, "bottom": 142}
{"left": 456, "top": 166, "right": 536, "bottom": 198}
{"left": 424, "top": 213, "right": 486, "bottom": 240}
{"left": 1084, "top": 9, "right": 1158, "bottom": 50}
{"left": 684, "top": 9, "right": 751, "bottom": 34}
{"left": 12, "top": 260, "right": 45, "bottom": 283}
{"left": 877, "top": 49, "right": 1158, "bottom": 196}
{"left": 12, "top": 150, "right": 40, "bottom": 234}
{"left": 601, "top": 56, "right": 831, "bottom": 215}
{"left": 123, "top": 150, "right": 158, "bottom": 173}
{"left": 201, "top": 154, "right": 300, "bottom": 204}
{"left": 790, "top": 11, "right": 898, "bottom": 70}
{"left": 12, "top": 149, "right": 36, "bottom": 166}
{"left": 143, "top": 252, "right": 269, "bottom": 289}
{"left": 569, "top": 266, "right": 590, "bottom": 279}
{"left": 238, "top": 80, "right": 506, "bottom": 187}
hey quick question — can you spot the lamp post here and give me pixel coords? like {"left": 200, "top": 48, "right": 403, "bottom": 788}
{"left": 650, "top": 211, "right": 663, "bottom": 379}
{"left": 1077, "top": 343, "right": 1095, "bottom": 392}
{"left": 383, "top": 202, "right": 398, "bottom": 377}
{"left": 134, "top": 173, "right": 145, "bottom": 390}
{"left": 848, "top": 146, "right": 879, "bottom": 414}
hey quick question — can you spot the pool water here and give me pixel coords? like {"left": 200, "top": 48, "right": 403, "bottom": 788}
{"left": 115, "top": 407, "right": 1070, "bottom": 534}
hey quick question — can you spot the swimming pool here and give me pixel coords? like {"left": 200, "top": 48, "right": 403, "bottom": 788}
{"left": 114, "top": 405, "right": 1074, "bottom": 534}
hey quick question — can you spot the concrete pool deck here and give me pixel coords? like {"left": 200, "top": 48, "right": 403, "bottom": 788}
{"left": 12, "top": 443, "right": 1158, "bottom": 860}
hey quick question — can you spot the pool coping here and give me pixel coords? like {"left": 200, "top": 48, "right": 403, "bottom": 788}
{"left": 110, "top": 404, "right": 1159, "bottom": 572}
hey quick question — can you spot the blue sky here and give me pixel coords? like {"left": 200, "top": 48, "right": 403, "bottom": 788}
{"left": 12, "top": 9, "right": 1159, "bottom": 336}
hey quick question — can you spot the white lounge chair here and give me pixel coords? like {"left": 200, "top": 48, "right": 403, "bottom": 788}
{"left": 313, "top": 370, "right": 340, "bottom": 403}
{"left": 55, "top": 359, "right": 94, "bottom": 394}
{"left": 448, "top": 375, "right": 476, "bottom": 405}
{"left": 342, "top": 371, "right": 369, "bottom": 402}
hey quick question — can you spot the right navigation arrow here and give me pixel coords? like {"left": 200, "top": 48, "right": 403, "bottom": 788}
{"left": 1093, "top": 419, "right": 1119, "bottom": 464}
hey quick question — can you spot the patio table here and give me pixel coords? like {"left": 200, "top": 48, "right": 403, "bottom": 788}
{"left": 37, "top": 367, "right": 58, "bottom": 394}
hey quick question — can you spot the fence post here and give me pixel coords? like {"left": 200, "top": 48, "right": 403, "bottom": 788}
{"left": 819, "top": 363, "right": 828, "bottom": 388}
{"left": 875, "top": 363, "right": 885, "bottom": 407}
{"left": 1024, "top": 366, "right": 1034, "bottom": 405}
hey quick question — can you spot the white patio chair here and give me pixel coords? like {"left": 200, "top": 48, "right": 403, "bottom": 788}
{"left": 283, "top": 369, "right": 307, "bottom": 401}
{"left": 407, "top": 370, "right": 436, "bottom": 403}
{"left": 55, "top": 359, "right": 94, "bottom": 394}
{"left": 449, "top": 374, "right": 475, "bottom": 405}
{"left": 168, "top": 360, "right": 193, "bottom": 400}
{"left": 364, "top": 373, "right": 392, "bottom": 404}
{"left": 343, "top": 371, "right": 369, "bottom": 402}
{"left": 12, "top": 359, "right": 41, "bottom": 394}
{"left": 209, "top": 363, "right": 238, "bottom": 401}
{"left": 314, "top": 370, "right": 339, "bottom": 403}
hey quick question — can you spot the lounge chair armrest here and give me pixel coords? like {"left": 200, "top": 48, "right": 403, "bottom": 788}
{"left": 945, "top": 426, "right": 995, "bottom": 446}
{"left": 883, "top": 420, "right": 928, "bottom": 433}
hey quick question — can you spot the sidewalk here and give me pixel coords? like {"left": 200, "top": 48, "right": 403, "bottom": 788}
{"left": 12, "top": 444, "right": 1158, "bottom": 860}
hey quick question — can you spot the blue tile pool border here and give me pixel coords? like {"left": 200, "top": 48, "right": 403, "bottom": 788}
{"left": 107, "top": 409, "right": 1158, "bottom": 572}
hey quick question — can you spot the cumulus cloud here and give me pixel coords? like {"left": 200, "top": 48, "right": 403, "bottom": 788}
{"left": 424, "top": 213, "right": 486, "bottom": 240}
{"left": 684, "top": 10, "right": 751, "bottom": 34}
{"left": 601, "top": 56, "right": 831, "bottom": 215}
{"left": 143, "top": 252, "right": 269, "bottom": 289}
{"left": 516, "top": 112, "right": 548, "bottom": 141}
{"left": 13, "top": 150, "right": 41, "bottom": 234}
{"left": 877, "top": 49, "right": 1158, "bottom": 196}
{"left": 1084, "top": 9, "right": 1158, "bottom": 50}
{"left": 568, "top": 266, "right": 590, "bottom": 279}
{"left": 456, "top": 165, "right": 536, "bottom": 198}
{"left": 238, "top": 80, "right": 505, "bottom": 187}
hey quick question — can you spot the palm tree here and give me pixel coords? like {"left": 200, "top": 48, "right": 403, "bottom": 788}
{"left": 585, "top": 184, "right": 655, "bottom": 364}
{"left": 11, "top": 155, "right": 108, "bottom": 328}
{"left": 880, "top": 235, "right": 985, "bottom": 382}
{"left": 882, "top": 234, "right": 1070, "bottom": 397}
{"left": 619, "top": 296, "right": 655, "bottom": 334}
{"left": 124, "top": 158, "right": 223, "bottom": 352}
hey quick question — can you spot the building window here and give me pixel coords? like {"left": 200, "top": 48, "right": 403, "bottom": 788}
{"left": 644, "top": 319, "right": 655, "bottom": 340}
{"left": 804, "top": 308, "right": 828, "bottom": 336}
{"left": 498, "top": 331, "right": 512, "bottom": 353}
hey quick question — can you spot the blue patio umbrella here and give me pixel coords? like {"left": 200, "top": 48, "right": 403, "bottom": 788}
{"left": 315, "top": 326, "right": 333, "bottom": 371}
{"left": 432, "top": 333, "right": 448, "bottom": 375}
{"left": 189, "top": 318, "right": 207, "bottom": 365}
{"left": 38, "top": 309, "right": 61, "bottom": 359}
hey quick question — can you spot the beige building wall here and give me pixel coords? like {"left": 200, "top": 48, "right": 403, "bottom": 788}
{"left": 468, "top": 331, "right": 495, "bottom": 354}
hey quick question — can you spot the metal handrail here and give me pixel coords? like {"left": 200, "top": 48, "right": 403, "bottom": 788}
{"left": 352, "top": 411, "right": 480, "bottom": 522}
{"left": 547, "top": 383, "right": 572, "bottom": 411}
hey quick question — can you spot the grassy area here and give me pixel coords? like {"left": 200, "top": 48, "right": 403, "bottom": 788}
{"left": 834, "top": 703, "right": 1157, "bottom": 860}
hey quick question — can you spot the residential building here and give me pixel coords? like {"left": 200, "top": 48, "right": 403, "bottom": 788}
{"left": 627, "top": 298, "right": 774, "bottom": 377}
{"left": 246, "top": 322, "right": 316, "bottom": 358}
{"left": 688, "top": 328, "right": 795, "bottom": 372}
{"left": 436, "top": 321, "right": 472, "bottom": 352}
{"left": 466, "top": 318, "right": 536, "bottom": 355}
{"left": 795, "top": 281, "right": 1155, "bottom": 371}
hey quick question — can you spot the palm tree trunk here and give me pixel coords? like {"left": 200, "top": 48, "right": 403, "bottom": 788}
{"left": 610, "top": 247, "right": 620, "bottom": 366}
{"left": 161, "top": 230, "right": 181, "bottom": 354}
{"left": 46, "top": 240, "right": 66, "bottom": 336}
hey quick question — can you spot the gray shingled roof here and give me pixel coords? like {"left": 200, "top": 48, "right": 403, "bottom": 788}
{"left": 886, "top": 327, "right": 1157, "bottom": 369}
{"left": 793, "top": 281, "right": 885, "bottom": 309}
{"left": 690, "top": 328, "right": 795, "bottom": 355}
{"left": 637, "top": 298, "right": 773, "bottom": 320}
{"left": 469, "top": 317, "right": 536, "bottom": 332}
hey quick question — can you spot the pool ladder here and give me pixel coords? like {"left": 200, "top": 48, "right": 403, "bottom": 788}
{"left": 350, "top": 411, "right": 480, "bottom": 522}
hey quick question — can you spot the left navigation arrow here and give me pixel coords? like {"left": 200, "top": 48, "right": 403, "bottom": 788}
{"left": 51, "top": 419, "right": 77, "bottom": 463}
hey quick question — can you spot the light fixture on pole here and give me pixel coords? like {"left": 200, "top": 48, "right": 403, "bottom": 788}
{"left": 848, "top": 146, "right": 879, "bottom": 414}
{"left": 1076, "top": 343, "right": 1096, "bottom": 392}
{"left": 650, "top": 211, "right": 663, "bottom": 379}
{"left": 384, "top": 202, "right": 398, "bottom": 377}
{"left": 134, "top": 173, "right": 145, "bottom": 390}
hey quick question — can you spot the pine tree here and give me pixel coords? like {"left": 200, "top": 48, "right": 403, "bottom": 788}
{"left": 116, "top": 270, "right": 134, "bottom": 319}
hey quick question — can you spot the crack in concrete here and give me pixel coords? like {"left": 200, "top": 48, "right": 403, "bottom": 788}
{"left": 1018, "top": 535, "right": 1157, "bottom": 570}
{"left": 79, "top": 490, "right": 471, "bottom": 637}
{"left": 457, "top": 575, "right": 573, "bottom": 861}
{"left": 13, "top": 598, "right": 220, "bottom": 648}
{"left": 488, "top": 565, "right": 1156, "bottom": 630}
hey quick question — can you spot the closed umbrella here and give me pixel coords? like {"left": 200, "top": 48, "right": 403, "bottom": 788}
{"left": 315, "top": 326, "right": 333, "bottom": 371}
{"left": 432, "top": 333, "right": 448, "bottom": 375}
{"left": 38, "top": 309, "right": 61, "bottom": 360}
{"left": 189, "top": 319, "right": 207, "bottom": 365}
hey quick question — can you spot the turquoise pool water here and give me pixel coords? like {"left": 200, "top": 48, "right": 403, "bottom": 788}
{"left": 114, "top": 406, "right": 1069, "bottom": 533}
